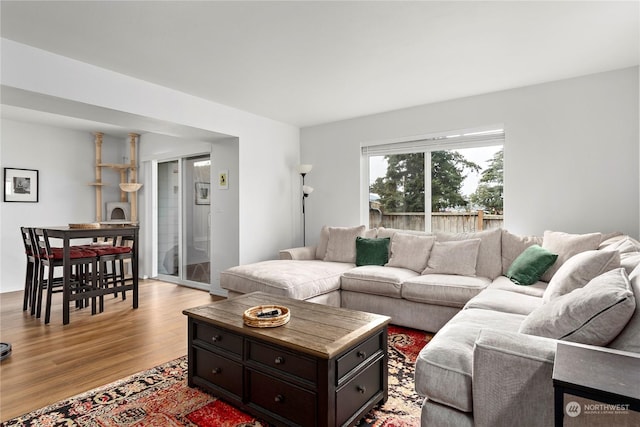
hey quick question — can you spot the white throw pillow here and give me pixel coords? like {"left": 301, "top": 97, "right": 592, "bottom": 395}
{"left": 540, "top": 230, "right": 602, "bottom": 282}
{"left": 520, "top": 268, "right": 635, "bottom": 346}
{"left": 609, "top": 264, "right": 640, "bottom": 353}
{"left": 422, "top": 238, "right": 481, "bottom": 276}
{"left": 386, "top": 232, "right": 436, "bottom": 273}
{"left": 323, "top": 225, "right": 366, "bottom": 263}
{"left": 542, "top": 250, "right": 620, "bottom": 303}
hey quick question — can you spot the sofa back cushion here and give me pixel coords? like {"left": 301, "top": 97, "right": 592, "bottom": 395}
{"left": 543, "top": 250, "right": 620, "bottom": 302}
{"left": 435, "top": 228, "right": 502, "bottom": 279}
{"left": 377, "top": 227, "right": 432, "bottom": 239}
{"left": 501, "top": 230, "right": 543, "bottom": 275}
{"left": 386, "top": 232, "right": 436, "bottom": 273}
{"left": 540, "top": 230, "right": 602, "bottom": 282}
{"left": 609, "top": 264, "right": 640, "bottom": 353}
{"left": 519, "top": 268, "right": 635, "bottom": 346}
{"left": 316, "top": 225, "right": 330, "bottom": 259}
{"left": 323, "top": 225, "right": 366, "bottom": 263}
{"left": 316, "top": 225, "right": 374, "bottom": 260}
{"left": 423, "top": 238, "right": 481, "bottom": 276}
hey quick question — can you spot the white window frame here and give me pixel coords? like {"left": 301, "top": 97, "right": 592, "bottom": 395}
{"left": 361, "top": 125, "right": 505, "bottom": 231}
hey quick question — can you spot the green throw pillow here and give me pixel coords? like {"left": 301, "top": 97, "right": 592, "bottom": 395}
{"left": 506, "top": 244, "right": 558, "bottom": 286}
{"left": 355, "top": 237, "right": 390, "bottom": 266}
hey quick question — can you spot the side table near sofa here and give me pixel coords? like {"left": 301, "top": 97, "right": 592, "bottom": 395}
{"left": 553, "top": 342, "right": 640, "bottom": 426}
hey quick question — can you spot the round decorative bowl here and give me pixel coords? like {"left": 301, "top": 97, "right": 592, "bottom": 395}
{"left": 243, "top": 305, "right": 290, "bottom": 328}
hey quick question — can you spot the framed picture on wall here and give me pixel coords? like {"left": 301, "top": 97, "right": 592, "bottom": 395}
{"left": 4, "top": 168, "right": 39, "bottom": 203}
{"left": 195, "top": 182, "right": 210, "bottom": 205}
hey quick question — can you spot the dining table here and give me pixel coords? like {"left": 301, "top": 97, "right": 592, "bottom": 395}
{"left": 41, "top": 224, "right": 139, "bottom": 324}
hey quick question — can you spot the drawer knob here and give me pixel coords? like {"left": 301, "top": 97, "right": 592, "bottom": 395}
{"left": 274, "top": 356, "right": 285, "bottom": 365}
{"left": 211, "top": 368, "right": 221, "bottom": 375}
{"left": 212, "top": 335, "right": 222, "bottom": 342}
{"left": 357, "top": 385, "right": 366, "bottom": 394}
{"left": 357, "top": 351, "right": 367, "bottom": 359}
{"left": 274, "top": 394, "right": 285, "bottom": 403}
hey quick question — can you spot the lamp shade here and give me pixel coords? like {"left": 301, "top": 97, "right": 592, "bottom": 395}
{"left": 302, "top": 185, "right": 314, "bottom": 195}
{"left": 298, "top": 164, "right": 313, "bottom": 174}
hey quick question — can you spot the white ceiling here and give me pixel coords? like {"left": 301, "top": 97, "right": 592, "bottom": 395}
{"left": 1, "top": 1, "right": 638, "bottom": 129}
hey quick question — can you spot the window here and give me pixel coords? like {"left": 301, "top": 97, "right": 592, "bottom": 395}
{"left": 363, "top": 128, "right": 504, "bottom": 233}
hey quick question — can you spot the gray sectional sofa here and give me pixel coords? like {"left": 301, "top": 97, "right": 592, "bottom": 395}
{"left": 220, "top": 225, "right": 640, "bottom": 427}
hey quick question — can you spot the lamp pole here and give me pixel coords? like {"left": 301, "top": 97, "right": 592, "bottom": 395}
{"left": 298, "top": 164, "right": 313, "bottom": 246}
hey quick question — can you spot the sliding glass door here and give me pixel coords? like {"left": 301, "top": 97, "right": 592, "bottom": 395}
{"left": 156, "top": 155, "right": 211, "bottom": 288}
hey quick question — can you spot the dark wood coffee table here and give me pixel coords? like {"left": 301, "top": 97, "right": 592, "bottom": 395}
{"left": 183, "top": 291, "right": 391, "bottom": 427}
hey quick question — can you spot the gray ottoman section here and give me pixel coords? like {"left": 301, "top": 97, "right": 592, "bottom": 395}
{"left": 220, "top": 259, "right": 354, "bottom": 300}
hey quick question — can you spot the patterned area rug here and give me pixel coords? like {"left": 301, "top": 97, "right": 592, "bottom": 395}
{"left": 2, "top": 325, "right": 431, "bottom": 427}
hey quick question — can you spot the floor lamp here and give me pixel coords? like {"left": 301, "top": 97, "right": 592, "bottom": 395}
{"left": 299, "top": 164, "right": 313, "bottom": 246}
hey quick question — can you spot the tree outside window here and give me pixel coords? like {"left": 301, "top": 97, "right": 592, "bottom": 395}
{"left": 369, "top": 146, "right": 503, "bottom": 232}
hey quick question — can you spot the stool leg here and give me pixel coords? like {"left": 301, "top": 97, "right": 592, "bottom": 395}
{"left": 23, "top": 261, "right": 34, "bottom": 311}
{"left": 44, "top": 264, "right": 54, "bottom": 324}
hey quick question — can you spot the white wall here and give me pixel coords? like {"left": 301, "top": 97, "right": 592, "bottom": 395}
{"left": 301, "top": 67, "right": 640, "bottom": 242}
{"left": 0, "top": 119, "right": 123, "bottom": 292}
{"left": 1, "top": 39, "right": 300, "bottom": 293}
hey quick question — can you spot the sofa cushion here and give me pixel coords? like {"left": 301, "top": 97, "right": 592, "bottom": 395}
{"left": 540, "top": 230, "right": 602, "bottom": 282}
{"left": 402, "top": 274, "right": 490, "bottom": 308}
{"left": 464, "top": 289, "right": 543, "bottom": 315}
{"left": 386, "top": 232, "right": 435, "bottom": 273}
{"left": 415, "top": 308, "right": 526, "bottom": 412}
{"left": 377, "top": 227, "right": 432, "bottom": 239}
{"left": 519, "top": 268, "right": 635, "bottom": 346}
{"left": 600, "top": 235, "right": 640, "bottom": 253}
{"left": 220, "top": 260, "right": 353, "bottom": 300}
{"left": 435, "top": 228, "right": 502, "bottom": 279}
{"left": 621, "top": 252, "right": 640, "bottom": 275}
{"left": 609, "top": 264, "right": 640, "bottom": 353}
{"left": 488, "top": 275, "right": 547, "bottom": 297}
{"left": 505, "top": 244, "right": 558, "bottom": 286}
{"left": 315, "top": 225, "right": 330, "bottom": 260}
{"left": 355, "top": 237, "right": 390, "bottom": 266}
{"left": 542, "top": 249, "right": 620, "bottom": 303}
{"left": 423, "top": 239, "right": 481, "bottom": 276}
{"left": 501, "top": 230, "right": 543, "bottom": 275}
{"left": 324, "top": 225, "right": 366, "bottom": 263}
{"left": 341, "top": 265, "right": 418, "bottom": 298}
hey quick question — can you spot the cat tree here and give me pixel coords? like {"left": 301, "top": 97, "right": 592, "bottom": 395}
{"left": 91, "top": 132, "right": 142, "bottom": 223}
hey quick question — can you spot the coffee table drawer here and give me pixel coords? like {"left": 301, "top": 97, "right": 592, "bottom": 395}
{"left": 248, "top": 369, "right": 317, "bottom": 426}
{"left": 248, "top": 340, "right": 317, "bottom": 383}
{"left": 194, "top": 322, "right": 242, "bottom": 355}
{"left": 337, "top": 332, "right": 383, "bottom": 379}
{"left": 336, "top": 358, "right": 383, "bottom": 426}
{"left": 195, "top": 347, "right": 243, "bottom": 397}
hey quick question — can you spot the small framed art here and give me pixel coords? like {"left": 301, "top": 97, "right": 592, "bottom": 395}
{"left": 4, "top": 168, "right": 39, "bottom": 203}
{"left": 195, "top": 182, "right": 211, "bottom": 205}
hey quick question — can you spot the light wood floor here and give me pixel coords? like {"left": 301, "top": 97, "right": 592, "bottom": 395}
{"left": 0, "top": 279, "right": 222, "bottom": 421}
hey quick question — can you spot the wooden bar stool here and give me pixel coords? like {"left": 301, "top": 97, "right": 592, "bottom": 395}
{"left": 19, "top": 227, "right": 39, "bottom": 312}
{"left": 31, "top": 228, "right": 99, "bottom": 324}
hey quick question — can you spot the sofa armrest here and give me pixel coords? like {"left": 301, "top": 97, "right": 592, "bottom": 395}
{"left": 473, "top": 329, "right": 557, "bottom": 427}
{"left": 279, "top": 246, "right": 317, "bottom": 260}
